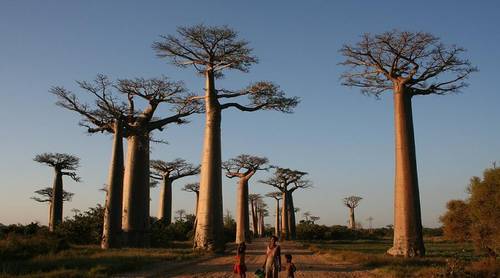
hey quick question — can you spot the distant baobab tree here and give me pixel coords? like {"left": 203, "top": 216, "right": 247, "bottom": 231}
{"left": 260, "top": 167, "right": 311, "bottom": 240}
{"left": 340, "top": 30, "right": 476, "bottom": 257}
{"left": 150, "top": 159, "right": 200, "bottom": 224}
{"left": 175, "top": 209, "right": 187, "bottom": 222}
{"left": 310, "top": 216, "right": 320, "bottom": 224}
{"left": 367, "top": 216, "right": 374, "bottom": 231}
{"left": 343, "top": 196, "right": 362, "bottom": 229}
{"left": 53, "top": 75, "right": 200, "bottom": 248}
{"left": 154, "top": 24, "right": 299, "bottom": 251}
{"left": 34, "top": 153, "right": 80, "bottom": 232}
{"left": 248, "top": 194, "right": 262, "bottom": 236}
{"left": 266, "top": 192, "right": 282, "bottom": 237}
{"left": 182, "top": 182, "right": 200, "bottom": 216}
{"left": 223, "top": 154, "right": 269, "bottom": 243}
{"left": 255, "top": 198, "right": 269, "bottom": 237}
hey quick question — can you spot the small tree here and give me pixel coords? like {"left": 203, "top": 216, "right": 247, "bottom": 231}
{"left": 182, "top": 183, "right": 200, "bottom": 216}
{"left": 266, "top": 192, "right": 282, "bottom": 237}
{"left": 32, "top": 187, "right": 74, "bottom": 203}
{"left": 340, "top": 30, "right": 476, "bottom": 257}
{"left": 260, "top": 167, "right": 311, "bottom": 239}
{"left": 343, "top": 196, "right": 362, "bottom": 229}
{"left": 34, "top": 153, "right": 80, "bottom": 231}
{"left": 223, "top": 154, "right": 268, "bottom": 243}
{"left": 154, "top": 24, "right": 299, "bottom": 251}
{"left": 150, "top": 159, "right": 200, "bottom": 224}
{"left": 248, "top": 194, "right": 262, "bottom": 236}
{"left": 440, "top": 200, "right": 471, "bottom": 242}
{"left": 175, "top": 209, "right": 187, "bottom": 222}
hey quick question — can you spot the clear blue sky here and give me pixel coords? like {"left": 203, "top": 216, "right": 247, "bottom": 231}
{"left": 1, "top": 1, "right": 499, "bottom": 228}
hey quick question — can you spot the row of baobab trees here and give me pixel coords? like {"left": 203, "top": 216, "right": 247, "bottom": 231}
{"left": 33, "top": 23, "right": 475, "bottom": 257}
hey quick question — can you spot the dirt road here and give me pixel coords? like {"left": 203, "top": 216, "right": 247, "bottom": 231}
{"left": 126, "top": 239, "right": 374, "bottom": 277}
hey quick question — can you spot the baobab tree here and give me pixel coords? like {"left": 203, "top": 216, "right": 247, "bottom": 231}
{"left": 260, "top": 167, "right": 311, "bottom": 240}
{"left": 310, "top": 216, "right": 320, "bottom": 225}
{"left": 154, "top": 24, "right": 299, "bottom": 251}
{"left": 32, "top": 187, "right": 74, "bottom": 228}
{"left": 266, "top": 192, "right": 282, "bottom": 237}
{"left": 223, "top": 154, "right": 269, "bottom": 243}
{"left": 256, "top": 200, "right": 269, "bottom": 237}
{"left": 340, "top": 30, "right": 476, "bottom": 257}
{"left": 182, "top": 182, "right": 200, "bottom": 216}
{"left": 175, "top": 209, "right": 187, "bottom": 222}
{"left": 343, "top": 196, "right": 362, "bottom": 229}
{"left": 52, "top": 75, "right": 200, "bottom": 247}
{"left": 150, "top": 159, "right": 200, "bottom": 224}
{"left": 367, "top": 216, "right": 374, "bottom": 232}
{"left": 34, "top": 153, "right": 80, "bottom": 232}
{"left": 248, "top": 194, "right": 262, "bottom": 236}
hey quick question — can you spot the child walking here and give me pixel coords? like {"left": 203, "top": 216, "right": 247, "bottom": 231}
{"left": 284, "top": 254, "right": 296, "bottom": 278}
{"left": 233, "top": 242, "right": 247, "bottom": 277}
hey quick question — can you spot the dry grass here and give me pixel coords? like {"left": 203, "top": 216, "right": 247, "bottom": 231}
{"left": 0, "top": 242, "right": 200, "bottom": 277}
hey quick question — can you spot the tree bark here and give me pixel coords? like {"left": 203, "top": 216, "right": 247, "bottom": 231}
{"left": 275, "top": 199, "right": 280, "bottom": 237}
{"left": 250, "top": 199, "right": 258, "bottom": 236}
{"left": 387, "top": 84, "right": 425, "bottom": 257}
{"left": 235, "top": 178, "right": 250, "bottom": 243}
{"left": 288, "top": 193, "right": 297, "bottom": 239}
{"left": 122, "top": 133, "right": 151, "bottom": 247}
{"left": 158, "top": 177, "right": 172, "bottom": 224}
{"left": 49, "top": 168, "right": 63, "bottom": 232}
{"left": 281, "top": 192, "right": 289, "bottom": 240}
{"left": 194, "top": 69, "right": 224, "bottom": 252}
{"left": 349, "top": 208, "right": 356, "bottom": 229}
{"left": 101, "top": 120, "right": 124, "bottom": 249}
{"left": 259, "top": 211, "right": 265, "bottom": 237}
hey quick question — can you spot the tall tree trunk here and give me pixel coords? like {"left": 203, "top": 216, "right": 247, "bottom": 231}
{"left": 281, "top": 192, "right": 289, "bottom": 240}
{"left": 275, "top": 199, "right": 280, "bottom": 237}
{"left": 288, "top": 192, "right": 297, "bottom": 239}
{"left": 235, "top": 178, "right": 250, "bottom": 243}
{"left": 260, "top": 211, "right": 265, "bottom": 237}
{"left": 101, "top": 120, "right": 124, "bottom": 249}
{"left": 250, "top": 200, "right": 258, "bottom": 236}
{"left": 194, "top": 70, "right": 224, "bottom": 252}
{"left": 49, "top": 169, "right": 63, "bottom": 232}
{"left": 122, "top": 133, "right": 151, "bottom": 247}
{"left": 387, "top": 85, "right": 425, "bottom": 257}
{"left": 349, "top": 207, "right": 356, "bottom": 229}
{"left": 158, "top": 177, "right": 172, "bottom": 224}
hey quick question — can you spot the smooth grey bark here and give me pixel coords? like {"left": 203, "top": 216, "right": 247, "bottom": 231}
{"left": 194, "top": 70, "right": 224, "bottom": 251}
{"left": 101, "top": 120, "right": 124, "bottom": 249}
{"left": 122, "top": 133, "right": 151, "bottom": 247}
{"left": 49, "top": 169, "right": 63, "bottom": 232}
{"left": 387, "top": 85, "right": 425, "bottom": 257}
{"left": 235, "top": 178, "right": 250, "bottom": 243}
{"left": 158, "top": 177, "right": 173, "bottom": 224}
{"left": 349, "top": 208, "right": 356, "bottom": 229}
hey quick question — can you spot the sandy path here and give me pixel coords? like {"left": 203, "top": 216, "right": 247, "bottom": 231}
{"left": 125, "top": 239, "right": 375, "bottom": 278}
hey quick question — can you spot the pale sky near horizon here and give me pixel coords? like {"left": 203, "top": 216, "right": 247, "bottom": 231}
{"left": 1, "top": 0, "right": 499, "bottom": 228}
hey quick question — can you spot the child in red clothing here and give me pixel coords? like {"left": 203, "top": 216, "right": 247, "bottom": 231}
{"left": 233, "top": 242, "right": 247, "bottom": 277}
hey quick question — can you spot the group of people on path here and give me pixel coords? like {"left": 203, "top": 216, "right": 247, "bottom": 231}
{"left": 233, "top": 235, "right": 296, "bottom": 278}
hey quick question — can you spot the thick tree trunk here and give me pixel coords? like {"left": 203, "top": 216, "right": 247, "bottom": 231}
{"left": 101, "top": 121, "right": 124, "bottom": 249}
{"left": 158, "top": 177, "right": 172, "bottom": 224}
{"left": 235, "top": 178, "right": 250, "bottom": 243}
{"left": 387, "top": 85, "right": 425, "bottom": 257}
{"left": 275, "top": 199, "right": 280, "bottom": 237}
{"left": 250, "top": 200, "right": 258, "bottom": 236}
{"left": 122, "top": 133, "right": 151, "bottom": 247}
{"left": 194, "top": 70, "right": 224, "bottom": 252}
{"left": 281, "top": 192, "right": 289, "bottom": 240}
{"left": 260, "top": 211, "right": 265, "bottom": 237}
{"left": 349, "top": 208, "right": 356, "bottom": 229}
{"left": 49, "top": 169, "right": 63, "bottom": 232}
{"left": 288, "top": 193, "right": 297, "bottom": 239}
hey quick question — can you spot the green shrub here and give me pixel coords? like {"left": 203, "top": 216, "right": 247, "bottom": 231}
{"left": 0, "top": 233, "right": 69, "bottom": 261}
